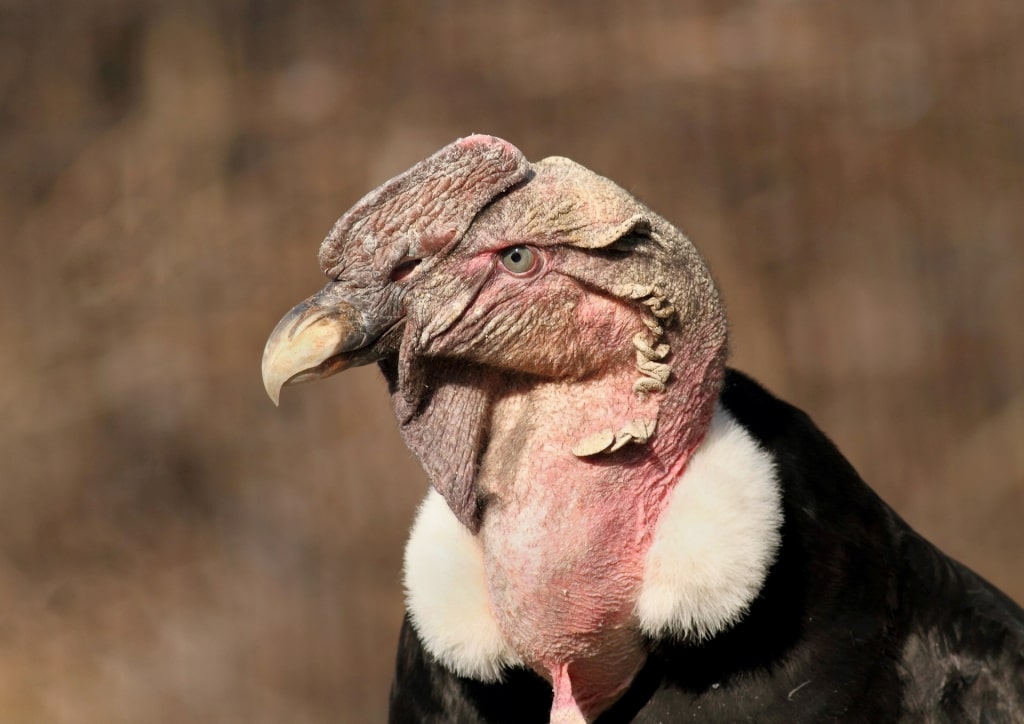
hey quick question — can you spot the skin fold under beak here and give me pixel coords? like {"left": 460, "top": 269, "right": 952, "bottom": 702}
{"left": 261, "top": 288, "right": 370, "bottom": 406}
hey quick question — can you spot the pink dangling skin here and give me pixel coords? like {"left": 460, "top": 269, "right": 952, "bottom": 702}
{"left": 550, "top": 663, "right": 588, "bottom": 724}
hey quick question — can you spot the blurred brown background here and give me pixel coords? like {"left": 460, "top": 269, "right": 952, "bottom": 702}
{"left": 1, "top": 1, "right": 1022, "bottom": 721}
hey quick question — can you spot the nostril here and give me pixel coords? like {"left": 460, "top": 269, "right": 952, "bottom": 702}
{"left": 390, "top": 258, "right": 422, "bottom": 282}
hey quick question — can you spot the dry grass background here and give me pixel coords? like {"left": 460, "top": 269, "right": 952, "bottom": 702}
{"left": 1, "top": 1, "right": 1022, "bottom": 722}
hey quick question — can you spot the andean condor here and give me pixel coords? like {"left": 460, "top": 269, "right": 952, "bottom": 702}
{"left": 261, "top": 135, "right": 1024, "bottom": 723}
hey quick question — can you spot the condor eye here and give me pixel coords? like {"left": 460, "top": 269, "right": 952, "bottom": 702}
{"left": 498, "top": 246, "right": 537, "bottom": 275}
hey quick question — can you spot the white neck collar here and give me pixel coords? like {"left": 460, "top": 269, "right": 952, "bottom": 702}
{"left": 402, "top": 404, "right": 783, "bottom": 682}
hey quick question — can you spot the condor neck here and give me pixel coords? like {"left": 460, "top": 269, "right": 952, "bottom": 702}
{"left": 469, "top": 343, "right": 726, "bottom": 720}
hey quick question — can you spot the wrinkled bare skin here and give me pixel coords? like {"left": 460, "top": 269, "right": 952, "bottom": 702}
{"left": 268, "top": 136, "right": 728, "bottom": 720}
{"left": 319, "top": 135, "right": 530, "bottom": 280}
{"left": 318, "top": 135, "right": 533, "bottom": 373}
{"left": 444, "top": 275, "right": 722, "bottom": 717}
{"left": 393, "top": 146, "right": 727, "bottom": 719}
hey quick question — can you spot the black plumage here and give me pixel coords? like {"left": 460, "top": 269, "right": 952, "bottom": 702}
{"left": 389, "top": 370, "right": 1024, "bottom": 723}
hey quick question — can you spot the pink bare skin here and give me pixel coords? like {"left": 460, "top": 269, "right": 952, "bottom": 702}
{"left": 452, "top": 249, "right": 722, "bottom": 718}
{"left": 262, "top": 137, "right": 728, "bottom": 721}
{"left": 392, "top": 151, "right": 726, "bottom": 719}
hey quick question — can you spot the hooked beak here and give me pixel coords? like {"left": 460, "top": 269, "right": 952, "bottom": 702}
{"left": 261, "top": 285, "right": 378, "bottom": 406}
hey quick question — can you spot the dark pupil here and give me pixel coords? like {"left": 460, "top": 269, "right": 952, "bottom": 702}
{"left": 509, "top": 250, "right": 523, "bottom": 264}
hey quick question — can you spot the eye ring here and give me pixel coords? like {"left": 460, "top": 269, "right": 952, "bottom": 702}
{"left": 498, "top": 245, "right": 538, "bottom": 275}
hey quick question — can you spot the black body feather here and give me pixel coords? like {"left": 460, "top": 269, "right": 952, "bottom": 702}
{"left": 389, "top": 370, "right": 1024, "bottom": 723}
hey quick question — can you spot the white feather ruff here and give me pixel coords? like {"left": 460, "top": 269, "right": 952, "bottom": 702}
{"left": 402, "top": 405, "right": 783, "bottom": 679}
{"left": 635, "top": 405, "right": 783, "bottom": 640}
{"left": 403, "top": 489, "right": 523, "bottom": 682}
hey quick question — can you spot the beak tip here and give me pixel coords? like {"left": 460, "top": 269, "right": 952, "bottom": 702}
{"left": 262, "top": 293, "right": 362, "bottom": 407}
{"left": 261, "top": 356, "right": 286, "bottom": 407}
